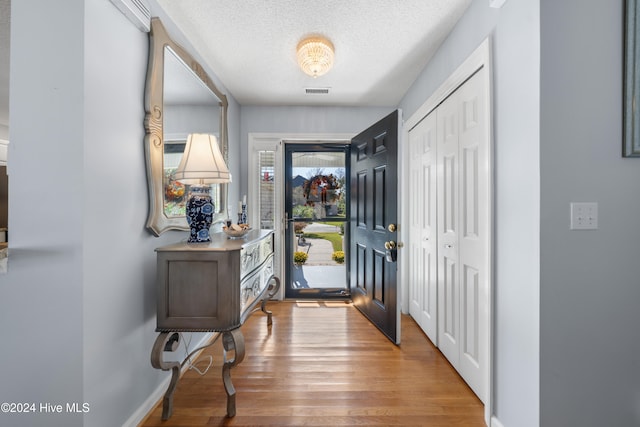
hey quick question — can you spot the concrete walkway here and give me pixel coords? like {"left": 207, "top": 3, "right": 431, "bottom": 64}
{"left": 303, "top": 222, "right": 342, "bottom": 233}
{"left": 291, "top": 265, "right": 347, "bottom": 289}
{"left": 296, "top": 221, "right": 344, "bottom": 265}
{"left": 292, "top": 222, "right": 347, "bottom": 289}
{"left": 296, "top": 236, "right": 336, "bottom": 265}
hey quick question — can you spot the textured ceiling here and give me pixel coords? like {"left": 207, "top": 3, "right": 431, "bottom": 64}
{"left": 0, "top": 0, "right": 473, "bottom": 132}
{"left": 155, "top": 0, "right": 471, "bottom": 107}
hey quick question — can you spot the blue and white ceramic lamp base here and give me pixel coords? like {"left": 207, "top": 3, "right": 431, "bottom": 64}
{"left": 186, "top": 186, "right": 214, "bottom": 243}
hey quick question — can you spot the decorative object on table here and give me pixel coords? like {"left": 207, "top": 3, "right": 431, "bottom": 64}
{"left": 237, "top": 195, "right": 248, "bottom": 225}
{"left": 174, "top": 133, "right": 231, "bottom": 243}
{"left": 223, "top": 223, "right": 251, "bottom": 239}
{"left": 241, "top": 203, "right": 247, "bottom": 225}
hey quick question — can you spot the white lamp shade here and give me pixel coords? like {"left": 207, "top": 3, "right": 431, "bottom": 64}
{"left": 173, "top": 133, "right": 231, "bottom": 184}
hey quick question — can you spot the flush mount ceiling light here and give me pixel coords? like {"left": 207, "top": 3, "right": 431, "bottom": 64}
{"left": 297, "top": 36, "right": 335, "bottom": 78}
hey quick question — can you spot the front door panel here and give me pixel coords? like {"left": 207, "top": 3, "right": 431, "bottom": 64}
{"left": 350, "top": 110, "right": 400, "bottom": 344}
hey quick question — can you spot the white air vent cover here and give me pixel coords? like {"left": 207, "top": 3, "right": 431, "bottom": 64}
{"left": 109, "top": 0, "right": 151, "bottom": 32}
{"left": 305, "top": 88, "right": 330, "bottom": 95}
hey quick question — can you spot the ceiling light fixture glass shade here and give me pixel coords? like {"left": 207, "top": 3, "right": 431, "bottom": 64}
{"left": 297, "top": 36, "right": 334, "bottom": 78}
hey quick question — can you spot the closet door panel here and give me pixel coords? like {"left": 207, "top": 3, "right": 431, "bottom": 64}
{"left": 457, "top": 69, "right": 488, "bottom": 402}
{"left": 437, "top": 94, "right": 460, "bottom": 367}
{"left": 408, "top": 112, "right": 438, "bottom": 342}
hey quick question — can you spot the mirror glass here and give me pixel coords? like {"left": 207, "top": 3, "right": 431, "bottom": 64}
{"left": 145, "top": 18, "right": 229, "bottom": 236}
{"left": 163, "top": 46, "right": 223, "bottom": 218}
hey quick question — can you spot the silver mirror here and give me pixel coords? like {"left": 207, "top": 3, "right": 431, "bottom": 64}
{"left": 145, "top": 18, "right": 229, "bottom": 236}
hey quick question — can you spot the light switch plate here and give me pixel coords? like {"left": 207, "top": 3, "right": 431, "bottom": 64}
{"left": 570, "top": 202, "right": 598, "bottom": 230}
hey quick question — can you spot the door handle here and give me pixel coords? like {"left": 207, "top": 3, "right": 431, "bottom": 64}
{"left": 384, "top": 241, "right": 397, "bottom": 262}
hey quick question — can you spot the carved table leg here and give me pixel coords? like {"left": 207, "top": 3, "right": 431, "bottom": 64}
{"left": 260, "top": 276, "right": 281, "bottom": 326}
{"left": 150, "top": 332, "right": 181, "bottom": 421}
{"left": 222, "top": 328, "right": 245, "bottom": 417}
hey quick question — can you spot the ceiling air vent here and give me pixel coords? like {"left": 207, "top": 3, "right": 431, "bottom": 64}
{"left": 305, "top": 88, "right": 330, "bottom": 95}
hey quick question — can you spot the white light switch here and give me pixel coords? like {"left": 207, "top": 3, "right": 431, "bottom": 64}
{"left": 570, "top": 202, "right": 598, "bottom": 230}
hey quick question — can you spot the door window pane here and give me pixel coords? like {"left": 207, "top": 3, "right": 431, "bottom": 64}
{"left": 292, "top": 151, "right": 346, "bottom": 220}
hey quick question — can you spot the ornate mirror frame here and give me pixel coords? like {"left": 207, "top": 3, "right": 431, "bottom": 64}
{"left": 144, "top": 18, "right": 229, "bottom": 236}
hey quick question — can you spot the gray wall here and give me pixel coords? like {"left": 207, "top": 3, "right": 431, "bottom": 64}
{"left": 399, "top": 1, "right": 540, "bottom": 426}
{"left": 2, "top": 1, "right": 86, "bottom": 426}
{"left": 238, "top": 105, "right": 395, "bottom": 194}
{"left": 540, "top": 0, "right": 640, "bottom": 425}
{"left": 0, "top": 0, "right": 241, "bottom": 426}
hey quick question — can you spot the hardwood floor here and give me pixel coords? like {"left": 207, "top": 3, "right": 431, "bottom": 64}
{"left": 141, "top": 301, "right": 485, "bottom": 426}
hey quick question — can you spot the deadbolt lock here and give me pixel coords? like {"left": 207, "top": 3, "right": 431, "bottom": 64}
{"left": 384, "top": 241, "right": 397, "bottom": 250}
{"left": 388, "top": 223, "right": 397, "bottom": 232}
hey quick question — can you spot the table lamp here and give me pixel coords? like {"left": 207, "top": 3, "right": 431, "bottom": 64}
{"left": 173, "top": 133, "right": 231, "bottom": 243}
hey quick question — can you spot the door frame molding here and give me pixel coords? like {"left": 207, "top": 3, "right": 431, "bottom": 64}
{"left": 402, "top": 38, "right": 493, "bottom": 425}
{"left": 248, "top": 133, "right": 354, "bottom": 300}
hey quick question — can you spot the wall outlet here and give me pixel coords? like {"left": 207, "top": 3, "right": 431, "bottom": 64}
{"left": 570, "top": 202, "right": 598, "bottom": 230}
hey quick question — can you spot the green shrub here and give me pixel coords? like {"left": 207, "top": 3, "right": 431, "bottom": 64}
{"left": 292, "top": 204, "right": 314, "bottom": 219}
{"left": 332, "top": 251, "right": 345, "bottom": 264}
{"left": 294, "top": 251, "right": 308, "bottom": 265}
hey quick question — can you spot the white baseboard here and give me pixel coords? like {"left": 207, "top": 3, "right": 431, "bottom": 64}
{"left": 122, "top": 379, "right": 168, "bottom": 427}
{"left": 122, "top": 332, "right": 216, "bottom": 427}
{"left": 491, "top": 415, "right": 506, "bottom": 427}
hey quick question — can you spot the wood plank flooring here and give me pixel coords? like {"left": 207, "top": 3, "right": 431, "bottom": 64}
{"left": 141, "top": 301, "right": 485, "bottom": 426}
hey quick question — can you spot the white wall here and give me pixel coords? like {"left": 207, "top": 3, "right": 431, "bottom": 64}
{"left": 399, "top": 1, "right": 540, "bottom": 426}
{"left": 540, "top": 1, "right": 640, "bottom": 425}
{"left": 0, "top": 1, "right": 241, "bottom": 426}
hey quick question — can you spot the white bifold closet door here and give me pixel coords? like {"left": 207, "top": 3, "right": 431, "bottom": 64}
{"left": 408, "top": 112, "right": 438, "bottom": 340}
{"left": 408, "top": 68, "right": 489, "bottom": 403}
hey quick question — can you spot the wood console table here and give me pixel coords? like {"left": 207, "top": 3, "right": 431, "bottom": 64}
{"left": 150, "top": 229, "right": 279, "bottom": 420}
